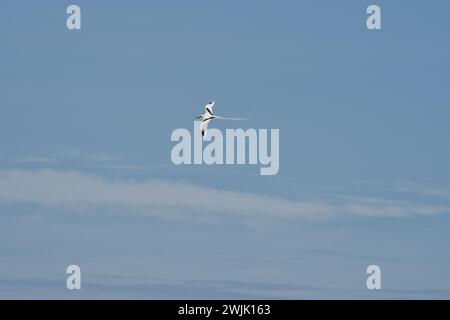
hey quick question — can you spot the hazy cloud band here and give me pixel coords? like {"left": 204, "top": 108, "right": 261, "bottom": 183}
{"left": 0, "top": 169, "right": 448, "bottom": 220}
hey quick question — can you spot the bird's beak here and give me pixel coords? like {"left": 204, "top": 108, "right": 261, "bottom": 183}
{"left": 195, "top": 115, "right": 202, "bottom": 120}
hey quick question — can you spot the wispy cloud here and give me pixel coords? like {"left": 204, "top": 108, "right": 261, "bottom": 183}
{"left": 0, "top": 169, "right": 449, "bottom": 220}
{"left": 0, "top": 169, "right": 332, "bottom": 219}
{"left": 5, "top": 150, "right": 122, "bottom": 165}
{"left": 53, "top": 150, "right": 122, "bottom": 163}
{"left": 397, "top": 184, "right": 450, "bottom": 198}
{"left": 12, "top": 156, "right": 58, "bottom": 164}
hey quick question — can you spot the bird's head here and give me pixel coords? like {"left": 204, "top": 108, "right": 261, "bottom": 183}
{"left": 195, "top": 115, "right": 204, "bottom": 120}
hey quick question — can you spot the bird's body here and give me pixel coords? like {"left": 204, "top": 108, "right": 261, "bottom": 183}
{"left": 196, "top": 101, "right": 216, "bottom": 137}
{"left": 200, "top": 118, "right": 212, "bottom": 137}
{"left": 195, "top": 100, "right": 247, "bottom": 138}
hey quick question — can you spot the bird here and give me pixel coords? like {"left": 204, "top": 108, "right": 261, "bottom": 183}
{"left": 195, "top": 100, "right": 248, "bottom": 138}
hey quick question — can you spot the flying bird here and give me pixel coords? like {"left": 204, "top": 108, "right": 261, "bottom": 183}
{"left": 195, "top": 100, "right": 247, "bottom": 138}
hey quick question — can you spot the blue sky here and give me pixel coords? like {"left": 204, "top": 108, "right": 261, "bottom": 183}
{"left": 1, "top": 0, "right": 450, "bottom": 298}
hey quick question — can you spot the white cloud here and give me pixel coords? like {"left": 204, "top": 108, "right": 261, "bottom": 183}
{"left": 331, "top": 195, "right": 450, "bottom": 218}
{"left": 53, "top": 150, "right": 122, "bottom": 163}
{"left": 0, "top": 169, "right": 449, "bottom": 220}
{"left": 398, "top": 184, "right": 450, "bottom": 198}
{"left": 0, "top": 169, "right": 332, "bottom": 219}
{"left": 13, "top": 156, "right": 57, "bottom": 163}
{"left": 5, "top": 150, "right": 122, "bottom": 165}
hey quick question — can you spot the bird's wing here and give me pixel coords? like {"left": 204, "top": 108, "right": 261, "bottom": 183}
{"left": 201, "top": 119, "right": 210, "bottom": 137}
{"left": 205, "top": 101, "right": 215, "bottom": 116}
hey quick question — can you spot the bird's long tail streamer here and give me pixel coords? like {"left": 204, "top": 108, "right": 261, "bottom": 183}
{"left": 215, "top": 116, "right": 249, "bottom": 121}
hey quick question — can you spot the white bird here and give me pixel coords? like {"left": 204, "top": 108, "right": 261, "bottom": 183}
{"left": 195, "top": 100, "right": 247, "bottom": 138}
